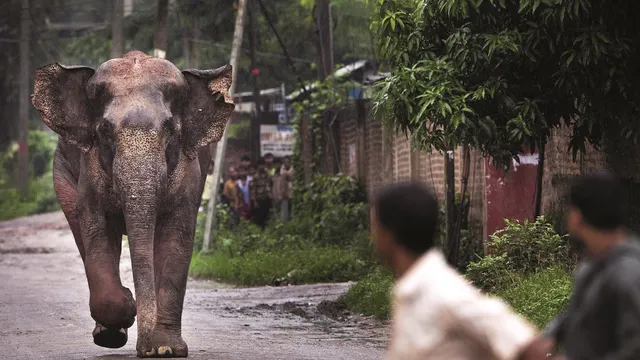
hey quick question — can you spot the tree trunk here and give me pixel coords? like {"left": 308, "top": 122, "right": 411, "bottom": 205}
{"left": 451, "top": 145, "right": 471, "bottom": 269}
{"left": 111, "top": 0, "right": 124, "bottom": 58}
{"left": 534, "top": 139, "right": 546, "bottom": 218}
{"left": 18, "top": 0, "right": 30, "bottom": 195}
{"left": 444, "top": 149, "right": 456, "bottom": 266}
{"left": 192, "top": 18, "right": 199, "bottom": 68}
{"left": 183, "top": 29, "right": 191, "bottom": 68}
{"left": 202, "top": 0, "right": 248, "bottom": 252}
{"left": 153, "top": 0, "right": 168, "bottom": 59}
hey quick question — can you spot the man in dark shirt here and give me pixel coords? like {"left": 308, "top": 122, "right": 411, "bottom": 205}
{"left": 250, "top": 158, "right": 273, "bottom": 229}
{"left": 542, "top": 172, "right": 640, "bottom": 360}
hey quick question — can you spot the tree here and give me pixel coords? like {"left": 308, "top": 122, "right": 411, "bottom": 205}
{"left": 370, "top": 0, "right": 640, "bottom": 264}
{"left": 371, "top": 0, "right": 640, "bottom": 165}
{"left": 0, "top": 0, "right": 67, "bottom": 151}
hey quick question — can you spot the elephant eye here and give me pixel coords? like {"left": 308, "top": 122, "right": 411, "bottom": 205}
{"left": 163, "top": 119, "right": 176, "bottom": 133}
{"left": 97, "top": 121, "right": 115, "bottom": 140}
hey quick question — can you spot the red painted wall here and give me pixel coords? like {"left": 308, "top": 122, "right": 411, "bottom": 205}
{"left": 485, "top": 152, "right": 539, "bottom": 241}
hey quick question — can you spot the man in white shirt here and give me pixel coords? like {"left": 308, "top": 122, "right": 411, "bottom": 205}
{"left": 371, "top": 182, "right": 553, "bottom": 360}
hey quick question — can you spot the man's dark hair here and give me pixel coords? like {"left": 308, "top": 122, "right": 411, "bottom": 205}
{"left": 374, "top": 182, "right": 439, "bottom": 255}
{"left": 569, "top": 172, "right": 627, "bottom": 230}
{"left": 241, "top": 155, "right": 251, "bottom": 162}
{"left": 264, "top": 153, "right": 274, "bottom": 159}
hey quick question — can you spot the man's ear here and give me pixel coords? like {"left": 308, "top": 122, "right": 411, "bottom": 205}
{"left": 31, "top": 63, "right": 95, "bottom": 152}
{"left": 181, "top": 65, "right": 235, "bottom": 159}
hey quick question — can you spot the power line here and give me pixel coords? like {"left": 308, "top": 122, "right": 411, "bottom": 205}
{"left": 256, "top": 0, "right": 310, "bottom": 99}
{"left": 189, "top": 38, "right": 314, "bottom": 64}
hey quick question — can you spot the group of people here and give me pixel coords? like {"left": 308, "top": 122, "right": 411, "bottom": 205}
{"left": 373, "top": 172, "right": 640, "bottom": 360}
{"left": 219, "top": 153, "right": 294, "bottom": 228}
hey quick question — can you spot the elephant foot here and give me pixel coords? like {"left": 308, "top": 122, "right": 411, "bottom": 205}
{"left": 90, "top": 286, "right": 137, "bottom": 330}
{"left": 93, "top": 323, "right": 128, "bottom": 349}
{"left": 137, "top": 330, "right": 188, "bottom": 358}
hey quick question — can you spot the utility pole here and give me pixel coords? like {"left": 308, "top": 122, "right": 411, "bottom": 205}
{"left": 315, "top": 0, "right": 334, "bottom": 80}
{"left": 202, "top": 0, "right": 248, "bottom": 252}
{"left": 154, "top": 0, "right": 168, "bottom": 59}
{"left": 249, "top": 0, "right": 261, "bottom": 161}
{"left": 18, "top": 0, "right": 30, "bottom": 195}
{"left": 111, "top": 0, "right": 124, "bottom": 58}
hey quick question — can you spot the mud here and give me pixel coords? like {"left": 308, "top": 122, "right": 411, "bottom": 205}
{"left": 0, "top": 212, "right": 389, "bottom": 359}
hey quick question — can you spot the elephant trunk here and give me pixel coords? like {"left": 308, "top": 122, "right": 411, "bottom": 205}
{"left": 113, "top": 128, "right": 167, "bottom": 340}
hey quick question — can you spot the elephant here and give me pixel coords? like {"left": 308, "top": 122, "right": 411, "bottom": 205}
{"left": 31, "top": 50, "right": 234, "bottom": 358}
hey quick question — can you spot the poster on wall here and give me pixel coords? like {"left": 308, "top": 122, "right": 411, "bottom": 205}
{"left": 260, "top": 125, "right": 297, "bottom": 158}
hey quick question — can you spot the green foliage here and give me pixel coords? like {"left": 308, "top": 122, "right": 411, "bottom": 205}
{"left": 339, "top": 267, "right": 394, "bottom": 320}
{"left": 0, "top": 130, "right": 60, "bottom": 221}
{"left": 344, "top": 216, "right": 574, "bottom": 324}
{"left": 190, "top": 174, "right": 375, "bottom": 285}
{"left": 466, "top": 216, "right": 574, "bottom": 292}
{"left": 370, "top": 0, "right": 640, "bottom": 166}
{"left": 494, "top": 266, "right": 572, "bottom": 330}
{"left": 291, "top": 174, "right": 369, "bottom": 246}
{"left": 190, "top": 246, "right": 368, "bottom": 286}
{"left": 291, "top": 75, "right": 360, "bottom": 188}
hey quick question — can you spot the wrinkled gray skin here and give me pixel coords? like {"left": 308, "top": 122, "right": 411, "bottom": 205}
{"left": 31, "top": 51, "right": 234, "bottom": 358}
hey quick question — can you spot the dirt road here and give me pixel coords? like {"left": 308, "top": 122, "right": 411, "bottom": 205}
{"left": 0, "top": 212, "right": 388, "bottom": 359}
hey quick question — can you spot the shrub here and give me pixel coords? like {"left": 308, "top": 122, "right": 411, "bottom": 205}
{"left": 190, "top": 174, "right": 375, "bottom": 285}
{"left": 0, "top": 131, "right": 60, "bottom": 220}
{"left": 466, "top": 216, "right": 573, "bottom": 292}
{"left": 291, "top": 174, "right": 369, "bottom": 246}
{"left": 494, "top": 266, "right": 572, "bottom": 330}
{"left": 340, "top": 268, "right": 394, "bottom": 320}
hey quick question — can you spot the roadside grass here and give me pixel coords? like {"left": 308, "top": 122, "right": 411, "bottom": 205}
{"left": 493, "top": 266, "right": 572, "bottom": 329}
{"left": 338, "top": 265, "right": 572, "bottom": 328}
{"left": 339, "top": 217, "right": 575, "bottom": 328}
{"left": 190, "top": 246, "right": 370, "bottom": 286}
{"left": 338, "top": 267, "right": 394, "bottom": 320}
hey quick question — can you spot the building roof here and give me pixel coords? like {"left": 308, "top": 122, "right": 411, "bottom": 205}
{"left": 286, "top": 60, "right": 374, "bottom": 102}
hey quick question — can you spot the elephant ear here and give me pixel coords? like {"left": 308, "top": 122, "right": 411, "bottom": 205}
{"left": 181, "top": 65, "right": 235, "bottom": 159}
{"left": 31, "top": 63, "right": 95, "bottom": 152}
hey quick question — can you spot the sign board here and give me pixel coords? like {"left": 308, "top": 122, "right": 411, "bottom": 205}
{"left": 260, "top": 125, "right": 296, "bottom": 158}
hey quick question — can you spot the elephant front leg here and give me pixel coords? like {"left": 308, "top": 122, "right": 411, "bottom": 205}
{"left": 79, "top": 208, "right": 136, "bottom": 348}
{"left": 138, "top": 212, "right": 195, "bottom": 358}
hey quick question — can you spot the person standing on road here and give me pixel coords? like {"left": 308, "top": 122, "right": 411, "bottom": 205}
{"left": 236, "top": 166, "right": 252, "bottom": 221}
{"left": 271, "top": 159, "right": 288, "bottom": 221}
{"left": 250, "top": 158, "right": 273, "bottom": 229}
{"left": 223, "top": 166, "right": 240, "bottom": 227}
{"left": 540, "top": 172, "right": 640, "bottom": 360}
{"left": 281, "top": 155, "right": 294, "bottom": 220}
{"left": 264, "top": 153, "right": 276, "bottom": 176}
{"left": 199, "top": 160, "right": 215, "bottom": 213}
{"left": 371, "top": 182, "right": 552, "bottom": 360}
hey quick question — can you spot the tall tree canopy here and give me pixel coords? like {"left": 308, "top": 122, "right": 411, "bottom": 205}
{"left": 371, "top": 0, "right": 640, "bottom": 166}
{"left": 61, "top": 0, "right": 375, "bottom": 93}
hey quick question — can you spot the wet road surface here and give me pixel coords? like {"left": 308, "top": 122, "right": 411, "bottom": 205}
{"left": 0, "top": 212, "right": 388, "bottom": 359}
